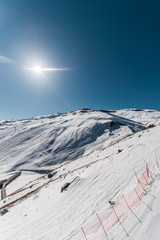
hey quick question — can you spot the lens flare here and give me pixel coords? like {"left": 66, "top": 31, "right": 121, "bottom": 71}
{"left": 34, "top": 65, "right": 41, "bottom": 73}
{"left": 24, "top": 66, "right": 70, "bottom": 72}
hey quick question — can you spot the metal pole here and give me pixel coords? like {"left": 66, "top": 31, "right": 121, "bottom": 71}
{"left": 142, "top": 173, "right": 147, "bottom": 184}
{"left": 96, "top": 213, "right": 109, "bottom": 240}
{"left": 146, "top": 163, "right": 149, "bottom": 178}
{"left": 81, "top": 227, "right": 88, "bottom": 240}
{"left": 122, "top": 195, "right": 142, "bottom": 223}
{"left": 134, "top": 188, "right": 152, "bottom": 211}
{"left": 134, "top": 170, "right": 145, "bottom": 191}
{"left": 111, "top": 205, "right": 129, "bottom": 237}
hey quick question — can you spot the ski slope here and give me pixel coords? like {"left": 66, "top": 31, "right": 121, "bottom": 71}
{"left": 0, "top": 109, "right": 160, "bottom": 240}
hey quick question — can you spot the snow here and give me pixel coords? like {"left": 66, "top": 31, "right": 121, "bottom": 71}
{"left": 0, "top": 109, "right": 160, "bottom": 240}
{"left": 114, "top": 109, "right": 160, "bottom": 125}
{"left": 0, "top": 109, "right": 148, "bottom": 173}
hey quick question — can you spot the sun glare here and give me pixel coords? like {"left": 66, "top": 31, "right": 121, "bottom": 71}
{"left": 34, "top": 65, "right": 41, "bottom": 73}
{"left": 23, "top": 65, "right": 71, "bottom": 74}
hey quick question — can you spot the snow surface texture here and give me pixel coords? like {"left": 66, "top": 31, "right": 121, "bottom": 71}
{"left": 0, "top": 109, "right": 154, "bottom": 173}
{"left": 0, "top": 109, "right": 160, "bottom": 240}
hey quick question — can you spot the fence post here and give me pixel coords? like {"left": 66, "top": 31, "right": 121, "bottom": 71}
{"left": 111, "top": 205, "right": 119, "bottom": 222}
{"left": 134, "top": 170, "right": 145, "bottom": 191}
{"left": 81, "top": 227, "right": 88, "bottom": 240}
{"left": 122, "top": 195, "right": 131, "bottom": 210}
{"left": 134, "top": 188, "right": 141, "bottom": 201}
{"left": 135, "top": 188, "right": 152, "bottom": 211}
{"left": 146, "top": 163, "right": 149, "bottom": 178}
{"left": 122, "top": 194, "right": 142, "bottom": 223}
{"left": 3, "top": 188, "right": 6, "bottom": 198}
{"left": 142, "top": 173, "right": 147, "bottom": 184}
{"left": 111, "top": 205, "right": 129, "bottom": 237}
{"left": 96, "top": 213, "right": 108, "bottom": 239}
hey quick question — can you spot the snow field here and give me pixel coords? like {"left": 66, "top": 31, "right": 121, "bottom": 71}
{"left": 0, "top": 109, "right": 160, "bottom": 239}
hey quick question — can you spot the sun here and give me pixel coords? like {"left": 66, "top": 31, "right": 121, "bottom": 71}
{"left": 23, "top": 65, "right": 71, "bottom": 74}
{"left": 34, "top": 65, "right": 41, "bottom": 73}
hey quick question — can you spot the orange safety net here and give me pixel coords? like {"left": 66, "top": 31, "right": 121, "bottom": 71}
{"left": 70, "top": 163, "right": 150, "bottom": 240}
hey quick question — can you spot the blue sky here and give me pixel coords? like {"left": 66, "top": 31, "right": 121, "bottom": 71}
{"left": 0, "top": 0, "right": 160, "bottom": 119}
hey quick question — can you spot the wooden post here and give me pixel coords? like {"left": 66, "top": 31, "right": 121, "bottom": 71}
{"left": 3, "top": 188, "right": 6, "bottom": 198}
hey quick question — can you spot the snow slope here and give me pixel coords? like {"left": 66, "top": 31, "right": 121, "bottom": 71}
{"left": 0, "top": 109, "right": 150, "bottom": 173}
{"left": 0, "top": 109, "right": 160, "bottom": 240}
{"left": 114, "top": 109, "right": 160, "bottom": 125}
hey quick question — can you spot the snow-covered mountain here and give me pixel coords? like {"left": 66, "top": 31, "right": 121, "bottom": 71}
{"left": 0, "top": 108, "right": 160, "bottom": 240}
{"left": 1, "top": 108, "right": 159, "bottom": 173}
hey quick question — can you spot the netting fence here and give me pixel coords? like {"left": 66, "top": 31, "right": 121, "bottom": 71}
{"left": 70, "top": 163, "right": 150, "bottom": 240}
